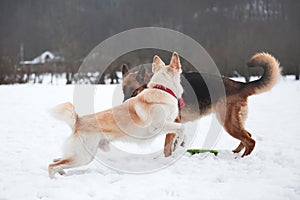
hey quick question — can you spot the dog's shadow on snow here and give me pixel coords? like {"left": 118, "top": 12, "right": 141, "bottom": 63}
{"left": 186, "top": 150, "right": 243, "bottom": 160}
{"left": 50, "top": 150, "right": 244, "bottom": 178}
{"left": 64, "top": 169, "right": 94, "bottom": 176}
{"left": 63, "top": 167, "right": 119, "bottom": 177}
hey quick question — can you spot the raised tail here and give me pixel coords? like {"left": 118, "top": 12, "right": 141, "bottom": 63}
{"left": 244, "top": 52, "right": 281, "bottom": 95}
{"left": 50, "top": 102, "right": 78, "bottom": 129}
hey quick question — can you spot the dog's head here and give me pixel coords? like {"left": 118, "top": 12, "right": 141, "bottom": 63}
{"left": 148, "top": 52, "right": 183, "bottom": 98}
{"left": 122, "top": 64, "right": 152, "bottom": 101}
{"left": 122, "top": 52, "right": 183, "bottom": 101}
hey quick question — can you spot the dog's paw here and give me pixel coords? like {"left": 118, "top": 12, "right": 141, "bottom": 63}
{"left": 172, "top": 138, "right": 178, "bottom": 152}
{"left": 48, "top": 166, "right": 57, "bottom": 179}
{"left": 180, "top": 136, "right": 186, "bottom": 147}
{"left": 58, "top": 169, "right": 66, "bottom": 176}
{"left": 173, "top": 126, "right": 186, "bottom": 150}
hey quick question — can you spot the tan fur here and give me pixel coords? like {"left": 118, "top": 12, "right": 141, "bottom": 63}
{"left": 50, "top": 102, "right": 78, "bottom": 129}
{"left": 73, "top": 89, "right": 179, "bottom": 137}
{"left": 246, "top": 52, "right": 281, "bottom": 95}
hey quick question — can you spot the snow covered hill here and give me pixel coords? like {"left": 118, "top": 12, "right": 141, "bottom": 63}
{"left": 0, "top": 76, "right": 299, "bottom": 200}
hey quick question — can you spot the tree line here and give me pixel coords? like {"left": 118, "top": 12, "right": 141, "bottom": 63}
{"left": 0, "top": 0, "right": 299, "bottom": 84}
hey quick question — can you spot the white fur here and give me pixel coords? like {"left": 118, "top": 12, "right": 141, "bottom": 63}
{"left": 148, "top": 67, "right": 183, "bottom": 98}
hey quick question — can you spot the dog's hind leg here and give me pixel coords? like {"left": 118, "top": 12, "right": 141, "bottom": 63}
{"left": 215, "top": 99, "right": 255, "bottom": 157}
{"left": 223, "top": 124, "right": 255, "bottom": 157}
{"left": 232, "top": 103, "right": 255, "bottom": 156}
{"left": 48, "top": 157, "right": 73, "bottom": 178}
{"left": 48, "top": 134, "right": 100, "bottom": 178}
{"left": 240, "top": 130, "right": 255, "bottom": 157}
{"left": 48, "top": 150, "right": 97, "bottom": 178}
{"left": 223, "top": 105, "right": 255, "bottom": 157}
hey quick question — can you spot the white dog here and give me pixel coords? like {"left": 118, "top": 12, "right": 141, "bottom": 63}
{"left": 48, "top": 52, "right": 185, "bottom": 178}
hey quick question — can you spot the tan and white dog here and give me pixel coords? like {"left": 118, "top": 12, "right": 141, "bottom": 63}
{"left": 48, "top": 52, "right": 184, "bottom": 178}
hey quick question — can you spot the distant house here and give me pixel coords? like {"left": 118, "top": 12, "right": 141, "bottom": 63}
{"left": 20, "top": 51, "right": 63, "bottom": 65}
{"left": 18, "top": 51, "right": 66, "bottom": 84}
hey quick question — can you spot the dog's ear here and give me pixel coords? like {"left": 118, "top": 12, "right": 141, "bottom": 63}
{"left": 152, "top": 55, "right": 165, "bottom": 73}
{"left": 136, "top": 66, "right": 145, "bottom": 84}
{"left": 170, "top": 52, "right": 181, "bottom": 72}
{"left": 122, "top": 64, "right": 129, "bottom": 77}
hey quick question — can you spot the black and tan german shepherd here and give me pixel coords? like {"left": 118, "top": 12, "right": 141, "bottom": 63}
{"left": 122, "top": 53, "right": 281, "bottom": 157}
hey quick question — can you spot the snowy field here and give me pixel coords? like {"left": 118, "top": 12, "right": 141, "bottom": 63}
{"left": 0, "top": 76, "right": 300, "bottom": 200}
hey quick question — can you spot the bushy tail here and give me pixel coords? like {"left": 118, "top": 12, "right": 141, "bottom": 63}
{"left": 245, "top": 52, "right": 281, "bottom": 95}
{"left": 50, "top": 102, "right": 78, "bottom": 128}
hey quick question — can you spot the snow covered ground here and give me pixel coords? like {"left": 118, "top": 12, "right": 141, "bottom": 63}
{"left": 0, "top": 76, "right": 299, "bottom": 200}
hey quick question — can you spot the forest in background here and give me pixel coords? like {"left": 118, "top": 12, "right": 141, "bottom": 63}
{"left": 0, "top": 0, "right": 299, "bottom": 84}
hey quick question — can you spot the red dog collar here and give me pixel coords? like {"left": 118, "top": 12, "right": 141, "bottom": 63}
{"left": 153, "top": 85, "right": 185, "bottom": 108}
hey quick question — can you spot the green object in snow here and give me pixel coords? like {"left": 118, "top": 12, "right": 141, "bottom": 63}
{"left": 187, "top": 149, "right": 219, "bottom": 156}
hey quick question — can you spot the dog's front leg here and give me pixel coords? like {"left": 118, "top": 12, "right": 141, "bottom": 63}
{"left": 162, "top": 121, "right": 183, "bottom": 131}
{"left": 164, "top": 107, "right": 183, "bottom": 157}
{"left": 164, "top": 133, "right": 176, "bottom": 157}
{"left": 162, "top": 121, "right": 185, "bottom": 156}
